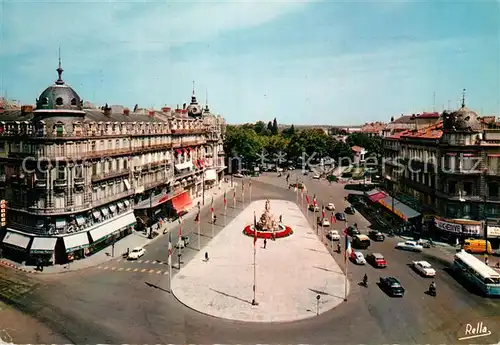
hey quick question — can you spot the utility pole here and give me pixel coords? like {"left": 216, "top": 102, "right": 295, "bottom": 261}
{"left": 202, "top": 166, "right": 205, "bottom": 205}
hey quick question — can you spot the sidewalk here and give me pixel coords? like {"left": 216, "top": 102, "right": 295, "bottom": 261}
{"left": 0, "top": 181, "right": 234, "bottom": 275}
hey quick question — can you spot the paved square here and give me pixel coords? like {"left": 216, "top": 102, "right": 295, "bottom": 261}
{"left": 171, "top": 199, "right": 349, "bottom": 322}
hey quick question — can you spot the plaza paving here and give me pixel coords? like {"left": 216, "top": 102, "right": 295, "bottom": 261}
{"left": 171, "top": 199, "right": 348, "bottom": 322}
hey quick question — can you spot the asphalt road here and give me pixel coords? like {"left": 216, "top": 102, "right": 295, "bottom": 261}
{"left": 2, "top": 172, "right": 500, "bottom": 344}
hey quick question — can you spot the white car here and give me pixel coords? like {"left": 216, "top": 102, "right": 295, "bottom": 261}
{"left": 128, "top": 246, "right": 146, "bottom": 260}
{"left": 308, "top": 204, "right": 320, "bottom": 212}
{"left": 276, "top": 167, "right": 284, "bottom": 172}
{"left": 326, "top": 230, "right": 340, "bottom": 241}
{"left": 233, "top": 173, "right": 244, "bottom": 178}
{"left": 326, "top": 203, "right": 335, "bottom": 211}
{"left": 351, "top": 251, "right": 366, "bottom": 265}
{"left": 396, "top": 240, "right": 423, "bottom": 252}
{"left": 320, "top": 218, "right": 330, "bottom": 227}
{"left": 313, "top": 174, "right": 320, "bottom": 179}
{"left": 412, "top": 261, "right": 436, "bottom": 277}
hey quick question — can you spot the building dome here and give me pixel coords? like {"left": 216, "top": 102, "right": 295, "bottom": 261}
{"left": 442, "top": 105, "right": 482, "bottom": 132}
{"left": 35, "top": 60, "right": 83, "bottom": 112}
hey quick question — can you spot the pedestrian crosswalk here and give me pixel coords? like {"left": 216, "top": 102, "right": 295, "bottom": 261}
{"left": 96, "top": 265, "right": 170, "bottom": 275}
{"left": 0, "top": 269, "right": 38, "bottom": 301}
{"left": 116, "top": 259, "right": 169, "bottom": 265}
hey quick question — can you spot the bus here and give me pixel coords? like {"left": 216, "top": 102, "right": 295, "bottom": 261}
{"left": 453, "top": 250, "right": 500, "bottom": 297}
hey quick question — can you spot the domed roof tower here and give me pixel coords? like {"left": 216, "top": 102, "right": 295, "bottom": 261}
{"left": 187, "top": 81, "right": 203, "bottom": 117}
{"left": 35, "top": 52, "right": 84, "bottom": 115}
{"left": 442, "top": 89, "right": 482, "bottom": 133}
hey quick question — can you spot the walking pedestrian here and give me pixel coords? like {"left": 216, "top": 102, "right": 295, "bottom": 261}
{"left": 279, "top": 215, "right": 283, "bottom": 223}
{"left": 205, "top": 252, "right": 209, "bottom": 261}
{"left": 264, "top": 238, "right": 267, "bottom": 249}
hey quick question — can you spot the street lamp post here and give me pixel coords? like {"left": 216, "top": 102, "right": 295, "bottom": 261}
{"left": 178, "top": 252, "right": 182, "bottom": 270}
{"left": 316, "top": 294, "right": 320, "bottom": 315}
{"left": 483, "top": 170, "right": 489, "bottom": 256}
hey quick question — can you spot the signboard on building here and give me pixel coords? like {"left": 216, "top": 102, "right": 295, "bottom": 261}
{"left": 462, "top": 224, "right": 482, "bottom": 236}
{"left": 435, "top": 218, "right": 462, "bottom": 233}
{"left": 487, "top": 226, "right": 500, "bottom": 238}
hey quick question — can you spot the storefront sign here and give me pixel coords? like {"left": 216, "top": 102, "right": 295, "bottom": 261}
{"left": 435, "top": 218, "right": 462, "bottom": 233}
{"left": 462, "top": 224, "right": 482, "bottom": 236}
{"left": 487, "top": 226, "right": 500, "bottom": 238}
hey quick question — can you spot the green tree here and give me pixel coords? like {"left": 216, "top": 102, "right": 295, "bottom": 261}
{"left": 224, "top": 126, "right": 264, "bottom": 169}
{"left": 271, "top": 118, "right": 279, "bottom": 135}
{"left": 267, "top": 121, "right": 273, "bottom": 133}
{"left": 254, "top": 121, "right": 267, "bottom": 135}
{"left": 282, "top": 124, "right": 296, "bottom": 138}
{"left": 346, "top": 132, "right": 382, "bottom": 158}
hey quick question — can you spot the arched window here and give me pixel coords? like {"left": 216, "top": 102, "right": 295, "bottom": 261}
{"left": 71, "top": 98, "right": 77, "bottom": 106}
{"left": 56, "top": 97, "right": 63, "bottom": 106}
{"left": 42, "top": 97, "right": 49, "bottom": 105}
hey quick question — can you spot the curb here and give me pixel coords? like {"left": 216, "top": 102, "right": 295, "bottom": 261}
{"left": 0, "top": 259, "right": 38, "bottom": 274}
{"left": 1, "top": 184, "right": 236, "bottom": 276}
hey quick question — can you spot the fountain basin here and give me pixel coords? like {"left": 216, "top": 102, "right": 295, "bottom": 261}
{"left": 243, "top": 224, "right": 293, "bottom": 239}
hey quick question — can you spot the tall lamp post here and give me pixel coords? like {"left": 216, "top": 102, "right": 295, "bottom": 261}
{"left": 483, "top": 169, "right": 489, "bottom": 256}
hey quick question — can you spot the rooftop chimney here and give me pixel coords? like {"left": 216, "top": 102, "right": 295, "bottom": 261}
{"left": 161, "top": 106, "right": 171, "bottom": 113}
{"left": 182, "top": 103, "right": 187, "bottom": 110}
{"left": 182, "top": 109, "right": 188, "bottom": 115}
{"left": 123, "top": 108, "right": 130, "bottom": 116}
{"left": 148, "top": 110, "right": 155, "bottom": 117}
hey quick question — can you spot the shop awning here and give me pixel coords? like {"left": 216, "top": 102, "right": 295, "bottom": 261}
{"left": 56, "top": 218, "right": 66, "bottom": 229}
{"left": 183, "top": 148, "right": 188, "bottom": 154}
{"left": 2, "top": 231, "right": 31, "bottom": 250}
{"left": 123, "top": 179, "right": 131, "bottom": 190}
{"left": 378, "top": 196, "right": 420, "bottom": 221}
{"left": 170, "top": 191, "right": 192, "bottom": 214}
{"left": 175, "top": 161, "right": 194, "bottom": 171}
{"left": 175, "top": 149, "right": 183, "bottom": 155}
{"left": 92, "top": 210, "right": 101, "bottom": 220}
{"left": 198, "top": 159, "right": 205, "bottom": 167}
{"left": 117, "top": 201, "right": 125, "bottom": 210}
{"left": 204, "top": 169, "right": 217, "bottom": 181}
{"left": 75, "top": 215, "right": 86, "bottom": 226}
{"left": 109, "top": 204, "right": 117, "bottom": 213}
{"left": 124, "top": 200, "right": 130, "bottom": 207}
{"left": 101, "top": 207, "right": 110, "bottom": 217}
{"left": 30, "top": 237, "right": 57, "bottom": 254}
{"left": 368, "top": 191, "right": 387, "bottom": 203}
{"left": 89, "top": 211, "right": 136, "bottom": 243}
{"left": 63, "top": 232, "right": 90, "bottom": 253}
{"left": 193, "top": 160, "right": 199, "bottom": 169}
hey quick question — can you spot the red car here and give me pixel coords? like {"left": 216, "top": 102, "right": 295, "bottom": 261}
{"left": 367, "top": 253, "right": 387, "bottom": 268}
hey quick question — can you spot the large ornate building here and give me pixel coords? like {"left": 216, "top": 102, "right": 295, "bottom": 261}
{"left": 0, "top": 62, "right": 226, "bottom": 264}
{"left": 382, "top": 100, "right": 500, "bottom": 247}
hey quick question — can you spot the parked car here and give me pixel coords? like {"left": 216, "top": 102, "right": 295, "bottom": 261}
{"left": 335, "top": 212, "right": 346, "bottom": 221}
{"left": 326, "top": 230, "right": 340, "bottom": 241}
{"left": 233, "top": 173, "right": 244, "bottom": 178}
{"left": 326, "top": 203, "right": 335, "bottom": 211}
{"left": 128, "top": 246, "right": 146, "bottom": 260}
{"left": 345, "top": 206, "right": 356, "bottom": 215}
{"left": 396, "top": 240, "right": 423, "bottom": 252}
{"left": 350, "top": 251, "right": 366, "bottom": 265}
{"left": 412, "top": 261, "right": 436, "bottom": 277}
{"left": 379, "top": 277, "right": 405, "bottom": 297}
{"left": 309, "top": 204, "right": 320, "bottom": 212}
{"left": 346, "top": 226, "right": 361, "bottom": 236}
{"left": 313, "top": 174, "right": 320, "bottom": 179}
{"left": 368, "top": 230, "right": 385, "bottom": 242}
{"left": 276, "top": 167, "right": 284, "bottom": 172}
{"left": 366, "top": 253, "right": 387, "bottom": 268}
{"left": 317, "top": 217, "right": 330, "bottom": 227}
{"left": 175, "top": 235, "right": 190, "bottom": 249}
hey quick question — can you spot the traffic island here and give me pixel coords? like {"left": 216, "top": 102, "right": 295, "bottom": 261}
{"left": 171, "top": 199, "right": 349, "bottom": 323}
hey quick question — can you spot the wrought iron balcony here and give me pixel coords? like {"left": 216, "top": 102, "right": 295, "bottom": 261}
{"left": 91, "top": 169, "right": 130, "bottom": 182}
{"left": 54, "top": 179, "right": 67, "bottom": 188}
{"left": 74, "top": 177, "right": 85, "bottom": 185}
{"left": 34, "top": 179, "right": 47, "bottom": 189}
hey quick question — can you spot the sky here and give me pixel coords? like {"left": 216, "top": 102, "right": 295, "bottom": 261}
{"left": 0, "top": 0, "right": 499, "bottom": 125}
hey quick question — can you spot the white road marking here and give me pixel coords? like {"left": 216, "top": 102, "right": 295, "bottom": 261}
{"left": 144, "top": 260, "right": 150, "bottom": 264}
{"left": 97, "top": 266, "right": 102, "bottom": 269}
{"left": 141, "top": 268, "right": 147, "bottom": 273}
{"left": 149, "top": 269, "right": 155, "bottom": 273}
{"left": 164, "top": 271, "right": 169, "bottom": 275}
{"left": 133, "top": 268, "right": 139, "bottom": 272}
{"left": 156, "top": 270, "right": 162, "bottom": 274}
{"left": 118, "top": 268, "right": 124, "bottom": 272}
{"left": 126, "top": 268, "right": 131, "bottom": 272}
{"left": 137, "top": 260, "right": 143, "bottom": 263}
{"left": 103, "top": 267, "right": 108, "bottom": 270}
{"left": 111, "top": 267, "right": 116, "bottom": 271}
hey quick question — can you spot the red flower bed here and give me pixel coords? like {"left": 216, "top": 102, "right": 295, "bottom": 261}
{"left": 243, "top": 225, "right": 293, "bottom": 239}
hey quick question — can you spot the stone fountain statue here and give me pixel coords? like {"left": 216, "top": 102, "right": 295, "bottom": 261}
{"left": 256, "top": 199, "right": 280, "bottom": 231}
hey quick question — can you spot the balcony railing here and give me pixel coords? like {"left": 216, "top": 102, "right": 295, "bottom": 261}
{"left": 141, "top": 173, "right": 175, "bottom": 191}
{"left": 171, "top": 128, "right": 207, "bottom": 135}
{"left": 91, "top": 169, "right": 130, "bottom": 182}
{"left": 8, "top": 189, "right": 135, "bottom": 216}
{"left": 74, "top": 177, "right": 85, "bottom": 185}
{"left": 132, "top": 143, "right": 172, "bottom": 153}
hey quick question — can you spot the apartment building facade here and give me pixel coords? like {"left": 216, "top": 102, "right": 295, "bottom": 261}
{"left": 0, "top": 64, "right": 226, "bottom": 264}
{"left": 382, "top": 104, "right": 500, "bottom": 246}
